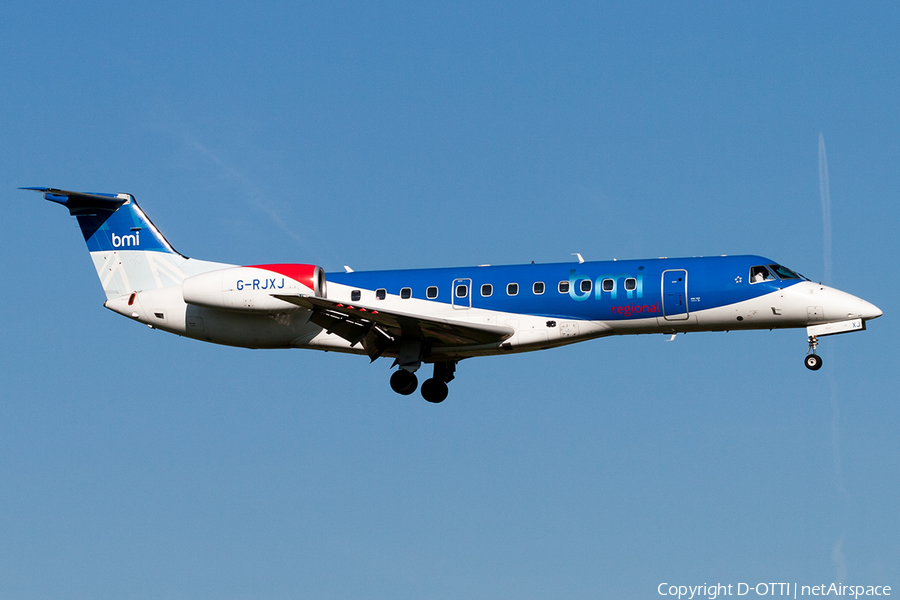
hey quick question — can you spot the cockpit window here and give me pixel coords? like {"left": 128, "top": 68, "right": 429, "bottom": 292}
{"left": 768, "top": 264, "right": 803, "bottom": 280}
{"left": 749, "top": 266, "right": 776, "bottom": 284}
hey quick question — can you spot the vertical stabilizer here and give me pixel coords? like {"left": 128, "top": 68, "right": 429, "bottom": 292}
{"left": 25, "top": 187, "right": 230, "bottom": 299}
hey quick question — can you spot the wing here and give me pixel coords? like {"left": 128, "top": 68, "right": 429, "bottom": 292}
{"left": 273, "top": 294, "right": 514, "bottom": 360}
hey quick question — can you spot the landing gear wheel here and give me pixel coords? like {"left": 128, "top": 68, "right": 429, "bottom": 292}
{"left": 390, "top": 370, "right": 418, "bottom": 395}
{"left": 420, "top": 378, "right": 449, "bottom": 403}
{"left": 805, "top": 354, "right": 823, "bottom": 371}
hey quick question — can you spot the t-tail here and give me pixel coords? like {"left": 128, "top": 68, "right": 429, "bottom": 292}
{"left": 25, "top": 187, "right": 230, "bottom": 299}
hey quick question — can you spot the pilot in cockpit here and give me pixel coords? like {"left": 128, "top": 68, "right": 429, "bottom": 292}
{"left": 751, "top": 266, "right": 771, "bottom": 283}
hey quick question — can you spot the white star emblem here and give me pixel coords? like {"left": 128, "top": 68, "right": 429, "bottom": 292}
{"left": 735, "top": 276, "right": 743, "bottom": 284}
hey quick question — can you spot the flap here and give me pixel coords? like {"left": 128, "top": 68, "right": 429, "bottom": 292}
{"left": 273, "top": 294, "right": 514, "bottom": 347}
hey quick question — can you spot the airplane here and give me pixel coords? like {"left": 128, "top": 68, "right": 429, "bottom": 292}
{"left": 26, "top": 187, "right": 883, "bottom": 403}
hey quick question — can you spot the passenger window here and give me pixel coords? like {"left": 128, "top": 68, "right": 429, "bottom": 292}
{"left": 375, "top": 288, "right": 386, "bottom": 300}
{"left": 400, "top": 287, "right": 412, "bottom": 299}
{"left": 580, "top": 280, "right": 592, "bottom": 293}
{"left": 507, "top": 283, "right": 519, "bottom": 296}
{"left": 426, "top": 286, "right": 438, "bottom": 299}
{"left": 481, "top": 283, "right": 493, "bottom": 297}
{"left": 533, "top": 282, "right": 545, "bottom": 295}
{"left": 351, "top": 290, "right": 361, "bottom": 302}
{"left": 602, "top": 279, "right": 614, "bottom": 292}
{"left": 456, "top": 284, "right": 468, "bottom": 298}
{"left": 624, "top": 278, "right": 636, "bottom": 291}
{"left": 750, "top": 266, "right": 774, "bottom": 284}
{"left": 558, "top": 281, "right": 569, "bottom": 293}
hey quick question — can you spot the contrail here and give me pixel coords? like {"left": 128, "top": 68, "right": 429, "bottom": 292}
{"left": 832, "top": 535, "right": 848, "bottom": 582}
{"left": 820, "top": 133, "right": 847, "bottom": 582}
{"left": 819, "top": 133, "right": 843, "bottom": 493}
{"left": 186, "top": 135, "right": 311, "bottom": 250}
{"left": 818, "top": 133, "right": 833, "bottom": 285}
{"left": 828, "top": 372, "right": 845, "bottom": 495}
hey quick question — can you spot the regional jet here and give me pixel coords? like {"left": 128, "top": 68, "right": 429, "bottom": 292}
{"left": 26, "top": 187, "right": 882, "bottom": 403}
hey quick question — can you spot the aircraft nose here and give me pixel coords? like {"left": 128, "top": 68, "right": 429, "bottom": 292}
{"left": 860, "top": 299, "right": 883, "bottom": 321}
{"left": 813, "top": 285, "right": 883, "bottom": 322}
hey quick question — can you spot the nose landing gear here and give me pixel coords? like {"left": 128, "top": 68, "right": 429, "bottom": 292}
{"left": 805, "top": 335, "right": 823, "bottom": 371}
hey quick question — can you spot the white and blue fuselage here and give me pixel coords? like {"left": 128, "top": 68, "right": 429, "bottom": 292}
{"left": 28, "top": 187, "right": 882, "bottom": 403}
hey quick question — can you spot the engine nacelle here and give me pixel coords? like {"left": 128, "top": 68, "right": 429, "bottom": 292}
{"left": 182, "top": 263, "right": 326, "bottom": 311}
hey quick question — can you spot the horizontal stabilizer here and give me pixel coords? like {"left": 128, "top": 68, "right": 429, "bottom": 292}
{"left": 22, "top": 187, "right": 128, "bottom": 216}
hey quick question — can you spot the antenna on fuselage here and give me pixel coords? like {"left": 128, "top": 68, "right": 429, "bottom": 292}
{"left": 572, "top": 253, "right": 584, "bottom": 264}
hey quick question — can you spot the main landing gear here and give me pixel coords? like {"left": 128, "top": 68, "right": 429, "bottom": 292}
{"left": 390, "top": 369, "right": 418, "bottom": 395}
{"left": 389, "top": 361, "right": 456, "bottom": 403}
{"left": 805, "top": 334, "right": 823, "bottom": 371}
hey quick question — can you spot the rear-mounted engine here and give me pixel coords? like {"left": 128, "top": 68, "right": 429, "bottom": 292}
{"left": 182, "top": 263, "right": 326, "bottom": 311}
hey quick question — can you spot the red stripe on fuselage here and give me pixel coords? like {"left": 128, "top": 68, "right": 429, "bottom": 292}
{"left": 246, "top": 263, "right": 317, "bottom": 291}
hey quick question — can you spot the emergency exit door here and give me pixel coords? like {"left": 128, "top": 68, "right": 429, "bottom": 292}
{"left": 661, "top": 269, "right": 689, "bottom": 320}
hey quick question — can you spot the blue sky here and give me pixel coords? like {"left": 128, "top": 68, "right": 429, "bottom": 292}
{"left": 1, "top": 2, "right": 897, "bottom": 598}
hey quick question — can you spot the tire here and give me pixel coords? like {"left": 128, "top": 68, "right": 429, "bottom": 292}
{"left": 420, "top": 378, "right": 449, "bottom": 403}
{"left": 390, "top": 370, "right": 418, "bottom": 395}
{"left": 804, "top": 354, "right": 823, "bottom": 371}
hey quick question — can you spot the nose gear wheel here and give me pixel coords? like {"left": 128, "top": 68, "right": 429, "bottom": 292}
{"left": 805, "top": 335, "right": 823, "bottom": 371}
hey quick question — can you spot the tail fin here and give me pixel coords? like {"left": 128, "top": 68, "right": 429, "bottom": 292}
{"left": 25, "top": 187, "right": 220, "bottom": 299}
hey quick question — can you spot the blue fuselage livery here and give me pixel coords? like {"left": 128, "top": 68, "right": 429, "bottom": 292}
{"left": 326, "top": 255, "right": 795, "bottom": 325}
{"left": 27, "top": 187, "right": 882, "bottom": 403}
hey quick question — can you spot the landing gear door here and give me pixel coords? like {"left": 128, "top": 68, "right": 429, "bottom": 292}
{"left": 662, "top": 269, "right": 689, "bottom": 321}
{"left": 451, "top": 278, "right": 472, "bottom": 310}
